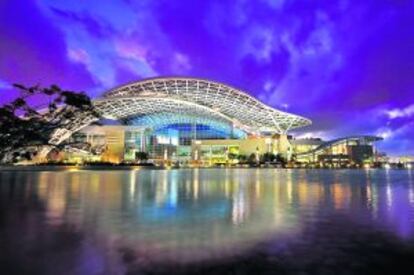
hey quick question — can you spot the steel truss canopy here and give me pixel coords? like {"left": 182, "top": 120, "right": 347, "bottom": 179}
{"left": 95, "top": 77, "right": 311, "bottom": 134}
{"left": 125, "top": 112, "right": 246, "bottom": 136}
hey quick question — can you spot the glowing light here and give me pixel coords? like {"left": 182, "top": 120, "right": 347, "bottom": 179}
{"left": 386, "top": 183, "right": 393, "bottom": 209}
{"left": 364, "top": 164, "right": 371, "bottom": 169}
{"left": 193, "top": 169, "right": 199, "bottom": 199}
{"left": 409, "top": 187, "right": 414, "bottom": 205}
{"left": 129, "top": 171, "right": 136, "bottom": 200}
{"left": 407, "top": 163, "right": 412, "bottom": 169}
{"left": 376, "top": 128, "right": 393, "bottom": 139}
{"left": 384, "top": 163, "right": 391, "bottom": 169}
{"left": 169, "top": 176, "right": 178, "bottom": 207}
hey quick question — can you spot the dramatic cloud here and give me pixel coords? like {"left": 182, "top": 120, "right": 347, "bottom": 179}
{"left": 386, "top": 105, "right": 414, "bottom": 120}
{"left": 0, "top": 0, "right": 413, "bottom": 155}
{"left": 0, "top": 79, "right": 10, "bottom": 89}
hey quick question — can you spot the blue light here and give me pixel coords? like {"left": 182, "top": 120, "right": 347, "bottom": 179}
{"left": 127, "top": 112, "right": 247, "bottom": 141}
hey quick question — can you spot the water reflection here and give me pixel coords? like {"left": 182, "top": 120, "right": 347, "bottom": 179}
{"left": 1, "top": 169, "right": 414, "bottom": 270}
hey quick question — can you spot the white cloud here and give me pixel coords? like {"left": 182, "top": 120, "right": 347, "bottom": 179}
{"left": 0, "top": 79, "right": 10, "bottom": 89}
{"left": 258, "top": 13, "right": 342, "bottom": 108}
{"left": 121, "top": 59, "right": 157, "bottom": 78}
{"left": 295, "top": 131, "right": 329, "bottom": 140}
{"left": 262, "top": 0, "right": 285, "bottom": 10}
{"left": 171, "top": 53, "right": 192, "bottom": 73}
{"left": 114, "top": 38, "right": 157, "bottom": 77}
{"left": 281, "top": 103, "right": 289, "bottom": 109}
{"left": 40, "top": 0, "right": 139, "bottom": 32}
{"left": 376, "top": 127, "right": 393, "bottom": 139}
{"left": 38, "top": 0, "right": 165, "bottom": 92}
{"left": 114, "top": 39, "right": 149, "bottom": 61}
{"left": 303, "top": 26, "right": 333, "bottom": 56}
{"left": 375, "top": 122, "right": 414, "bottom": 140}
{"left": 67, "top": 44, "right": 116, "bottom": 89}
{"left": 385, "top": 104, "right": 414, "bottom": 119}
{"left": 263, "top": 81, "right": 274, "bottom": 92}
{"left": 241, "top": 26, "right": 279, "bottom": 62}
{"left": 68, "top": 48, "right": 90, "bottom": 65}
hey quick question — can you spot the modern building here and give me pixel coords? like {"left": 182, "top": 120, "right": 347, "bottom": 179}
{"left": 52, "top": 77, "right": 381, "bottom": 166}
{"left": 293, "top": 136, "right": 383, "bottom": 166}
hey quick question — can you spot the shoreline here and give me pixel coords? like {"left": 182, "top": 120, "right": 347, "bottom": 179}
{"left": 0, "top": 164, "right": 410, "bottom": 172}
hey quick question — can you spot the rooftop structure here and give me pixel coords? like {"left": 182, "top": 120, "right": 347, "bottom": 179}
{"left": 43, "top": 77, "right": 312, "bottom": 161}
{"left": 95, "top": 77, "right": 311, "bottom": 134}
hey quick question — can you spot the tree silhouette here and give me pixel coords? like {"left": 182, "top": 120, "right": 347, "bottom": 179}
{"left": 0, "top": 84, "right": 101, "bottom": 163}
{"left": 135, "top": 151, "right": 148, "bottom": 163}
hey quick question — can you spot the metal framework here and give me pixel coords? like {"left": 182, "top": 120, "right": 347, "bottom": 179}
{"left": 125, "top": 112, "right": 242, "bottom": 133}
{"left": 97, "top": 77, "right": 311, "bottom": 134}
{"left": 44, "top": 77, "right": 311, "bottom": 156}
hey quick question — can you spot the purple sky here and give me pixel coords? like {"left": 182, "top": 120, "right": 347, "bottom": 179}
{"left": 0, "top": 0, "right": 413, "bottom": 156}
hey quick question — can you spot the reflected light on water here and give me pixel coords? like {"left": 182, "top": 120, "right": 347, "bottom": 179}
{"left": 192, "top": 168, "right": 199, "bottom": 200}
{"left": 386, "top": 169, "right": 393, "bottom": 210}
{"left": 1, "top": 168, "right": 414, "bottom": 266}
{"left": 409, "top": 171, "right": 414, "bottom": 206}
{"left": 129, "top": 171, "right": 136, "bottom": 201}
{"left": 169, "top": 171, "right": 178, "bottom": 207}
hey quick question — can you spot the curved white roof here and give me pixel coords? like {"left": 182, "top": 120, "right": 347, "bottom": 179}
{"left": 46, "top": 77, "right": 312, "bottom": 149}
{"left": 95, "top": 77, "right": 311, "bottom": 134}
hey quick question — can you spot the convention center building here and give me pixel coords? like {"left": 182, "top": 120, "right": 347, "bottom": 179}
{"left": 52, "top": 77, "right": 381, "bottom": 166}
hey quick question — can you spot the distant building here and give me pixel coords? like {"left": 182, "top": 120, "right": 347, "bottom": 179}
{"left": 293, "top": 136, "right": 383, "bottom": 166}
{"left": 290, "top": 138, "right": 324, "bottom": 154}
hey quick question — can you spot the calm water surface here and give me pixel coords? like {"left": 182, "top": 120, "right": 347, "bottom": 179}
{"left": 1, "top": 168, "right": 414, "bottom": 274}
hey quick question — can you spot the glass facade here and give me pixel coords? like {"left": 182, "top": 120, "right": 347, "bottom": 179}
{"left": 124, "top": 115, "right": 247, "bottom": 160}
{"left": 124, "top": 129, "right": 146, "bottom": 161}
{"left": 198, "top": 144, "right": 240, "bottom": 163}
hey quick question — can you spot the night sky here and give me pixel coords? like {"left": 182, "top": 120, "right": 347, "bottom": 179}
{"left": 0, "top": 0, "right": 413, "bottom": 156}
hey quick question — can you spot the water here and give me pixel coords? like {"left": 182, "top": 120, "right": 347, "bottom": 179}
{"left": 1, "top": 168, "right": 414, "bottom": 274}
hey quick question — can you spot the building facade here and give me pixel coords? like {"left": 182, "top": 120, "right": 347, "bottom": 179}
{"left": 52, "top": 77, "right": 381, "bottom": 166}
{"left": 293, "top": 136, "right": 383, "bottom": 166}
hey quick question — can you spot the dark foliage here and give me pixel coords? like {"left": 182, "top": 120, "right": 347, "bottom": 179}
{"left": 259, "top": 152, "right": 287, "bottom": 164}
{"left": 248, "top": 153, "right": 258, "bottom": 164}
{"left": 135, "top": 151, "right": 149, "bottom": 162}
{"left": 0, "top": 84, "right": 101, "bottom": 163}
{"left": 227, "top": 153, "right": 238, "bottom": 160}
{"left": 261, "top": 152, "right": 276, "bottom": 162}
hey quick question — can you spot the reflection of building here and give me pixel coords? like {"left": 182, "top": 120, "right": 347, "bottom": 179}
{"left": 53, "top": 77, "right": 382, "bottom": 165}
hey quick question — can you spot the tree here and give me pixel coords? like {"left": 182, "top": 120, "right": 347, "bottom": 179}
{"left": 275, "top": 153, "right": 287, "bottom": 165}
{"left": 228, "top": 153, "right": 237, "bottom": 160}
{"left": 261, "top": 152, "right": 276, "bottom": 163}
{"left": 248, "top": 153, "right": 257, "bottom": 164}
{"left": 237, "top": 154, "right": 247, "bottom": 162}
{"left": 0, "top": 84, "right": 101, "bottom": 163}
{"left": 135, "top": 151, "right": 148, "bottom": 163}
